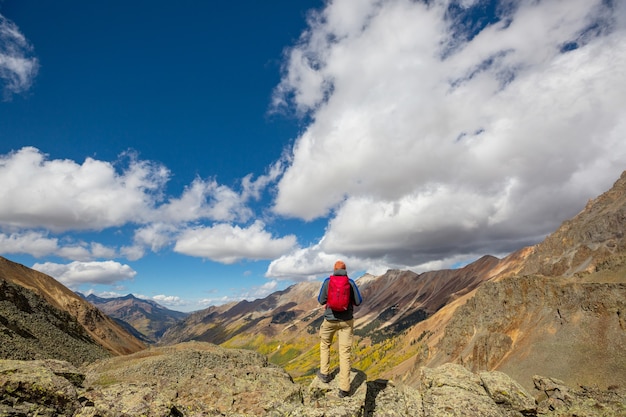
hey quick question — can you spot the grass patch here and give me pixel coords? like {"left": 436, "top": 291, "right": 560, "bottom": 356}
{"left": 94, "top": 374, "right": 119, "bottom": 387}
{"left": 271, "top": 347, "right": 301, "bottom": 365}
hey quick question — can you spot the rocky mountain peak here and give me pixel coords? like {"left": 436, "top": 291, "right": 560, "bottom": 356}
{"left": 519, "top": 171, "right": 626, "bottom": 277}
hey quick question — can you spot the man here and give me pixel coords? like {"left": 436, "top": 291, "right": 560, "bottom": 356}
{"left": 317, "top": 260, "right": 363, "bottom": 398}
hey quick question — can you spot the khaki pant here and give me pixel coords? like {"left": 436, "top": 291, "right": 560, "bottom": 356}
{"left": 319, "top": 318, "right": 354, "bottom": 392}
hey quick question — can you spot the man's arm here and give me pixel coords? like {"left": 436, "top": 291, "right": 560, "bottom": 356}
{"left": 317, "top": 278, "right": 330, "bottom": 305}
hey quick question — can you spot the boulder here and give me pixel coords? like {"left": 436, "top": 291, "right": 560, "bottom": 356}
{"left": 533, "top": 375, "right": 626, "bottom": 417}
{"left": 0, "top": 359, "right": 82, "bottom": 416}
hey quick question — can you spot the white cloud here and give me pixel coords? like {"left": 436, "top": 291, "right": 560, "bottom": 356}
{"left": 55, "top": 245, "right": 93, "bottom": 262}
{"left": 266, "top": 244, "right": 342, "bottom": 280}
{"left": 0, "top": 147, "right": 169, "bottom": 232}
{"left": 268, "top": 0, "right": 626, "bottom": 274}
{"left": 0, "top": 14, "right": 39, "bottom": 99}
{"left": 0, "top": 231, "right": 119, "bottom": 261}
{"left": 151, "top": 294, "right": 186, "bottom": 307}
{"left": 89, "top": 242, "right": 117, "bottom": 259}
{"left": 157, "top": 177, "right": 252, "bottom": 223}
{"left": 241, "top": 161, "right": 285, "bottom": 201}
{"left": 0, "top": 147, "right": 290, "bottom": 265}
{"left": 173, "top": 220, "right": 297, "bottom": 264}
{"left": 0, "top": 231, "right": 59, "bottom": 258}
{"left": 119, "top": 244, "right": 146, "bottom": 261}
{"left": 32, "top": 260, "right": 137, "bottom": 288}
{"left": 132, "top": 223, "right": 178, "bottom": 252}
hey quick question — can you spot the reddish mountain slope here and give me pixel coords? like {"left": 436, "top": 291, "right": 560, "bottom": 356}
{"left": 0, "top": 256, "right": 146, "bottom": 357}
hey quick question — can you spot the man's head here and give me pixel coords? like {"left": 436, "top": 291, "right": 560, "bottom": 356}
{"left": 334, "top": 260, "right": 346, "bottom": 272}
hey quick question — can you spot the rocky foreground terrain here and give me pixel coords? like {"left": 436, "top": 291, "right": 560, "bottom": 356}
{"left": 1, "top": 341, "right": 624, "bottom": 417}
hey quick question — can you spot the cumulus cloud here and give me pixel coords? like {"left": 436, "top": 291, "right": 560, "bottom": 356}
{"left": 151, "top": 294, "right": 186, "bottom": 307}
{"left": 267, "top": 240, "right": 505, "bottom": 281}
{"left": 132, "top": 223, "right": 179, "bottom": 253}
{"left": 32, "top": 260, "right": 137, "bottom": 288}
{"left": 157, "top": 177, "right": 253, "bottom": 224}
{"left": 268, "top": 0, "right": 626, "bottom": 275}
{"left": 0, "top": 231, "right": 118, "bottom": 261}
{"left": 241, "top": 161, "right": 285, "bottom": 201}
{"left": 266, "top": 245, "right": 355, "bottom": 280}
{"left": 0, "top": 147, "right": 296, "bottom": 269}
{"left": 119, "top": 244, "right": 146, "bottom": 262}
{"left": 89, "top": 242, "right": 117, "bottom": 259}
{"left": 173, "top": 220, "right": 297, "bottom": 264}
{"left": 0, "top": 14, "right": 39, "bottom": 99}
{"left": 0, "top": 147, "right": 169, "bottom": 232}
{"left": 0, "top": 231, "right": 59, "bottom": 258}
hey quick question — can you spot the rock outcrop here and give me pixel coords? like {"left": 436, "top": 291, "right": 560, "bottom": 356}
{"left": 1, "top": 342, "right": 624, "bottom": 416}
{"left": 421, "top": 274, "right": 626, "bottom": 390}
{"left": 519, "top": 170, "right": 626, "bottom": 278}
{"left": 80, "top": 341, "right": 301, "bottom": 416}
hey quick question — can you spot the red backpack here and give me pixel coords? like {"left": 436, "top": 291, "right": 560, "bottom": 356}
{"left": 326, "top": 275, "right": 351, "bottom": 311}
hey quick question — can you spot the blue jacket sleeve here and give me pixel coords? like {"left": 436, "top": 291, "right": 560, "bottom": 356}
{"left": 349, "top": 279, "right": 363, "bottom": 306}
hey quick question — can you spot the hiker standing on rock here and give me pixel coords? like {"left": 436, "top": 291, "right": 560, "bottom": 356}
{"left": 317, "top": 260, "right": 363, "bottom": 398}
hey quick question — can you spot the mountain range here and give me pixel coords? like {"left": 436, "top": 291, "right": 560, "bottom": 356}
{"left": 77, "top": 292, "right": 188, "bottom": 344}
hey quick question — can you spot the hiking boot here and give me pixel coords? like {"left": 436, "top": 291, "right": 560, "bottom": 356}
{"left": 338, "top": 389, "right": 350, "bottom": 398}
{"left": 317, "top": 371, "right": 331, "bottom": 383}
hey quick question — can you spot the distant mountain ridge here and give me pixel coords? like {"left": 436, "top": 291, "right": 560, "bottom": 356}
{"left": 157, "top": 249, "right": 526, "bottom": 383}
{"left": 159, "top": 254, "right": 506, "bottom": 346}
{"left": 78, "top": 292, "right": 188, "bottom": 343}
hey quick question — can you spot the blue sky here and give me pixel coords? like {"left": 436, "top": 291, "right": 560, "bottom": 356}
{"left": 1, "top": 0, "right": 625, "bottom": 312}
